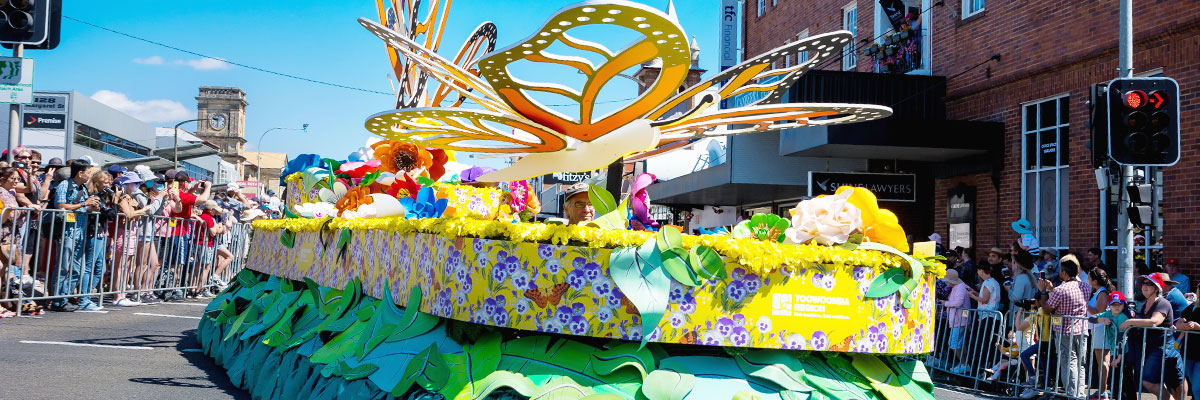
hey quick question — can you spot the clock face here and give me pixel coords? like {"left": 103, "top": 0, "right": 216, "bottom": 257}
{"left": 209, "top": 114, "right": 227, "bottom": 130}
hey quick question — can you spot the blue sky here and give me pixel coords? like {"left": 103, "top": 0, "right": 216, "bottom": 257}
{"left": 32, "top": 0, "right": 720, "bottom": 168}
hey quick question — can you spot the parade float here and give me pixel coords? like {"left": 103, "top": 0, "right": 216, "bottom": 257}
{"left": 196, "top": 1, "right": 945, "bottom": 399}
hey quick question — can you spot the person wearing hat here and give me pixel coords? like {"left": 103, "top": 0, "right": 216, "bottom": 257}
{"left": 240, "top": 208, "right": 266, "bottom": 223}
{"left": 105, "top": 164, "right": 127, "bottom": 180}
{"left": 1121, "top": 273, "right": 1186, "bottom": 400}
{"left": 189, "top": 199, "right": 227, "bottom": 298}
{"left": 165, "top": 170, "right": 209, "bottom": 283}
{"left": 939, "top": 269, "right": 971, "bottom": 373}
{"left": 1010, "top": 219, "right": 1040, "bottom": 256}
{"left": 215, "top": 183, "right": 250, "bottom": 216}
{"left": 265, "top": 189, "right": 282, "bottom": 217}
{"left": 1165, "top": 258, "right": 1191, "bottom": 294}
{"left": 109, "top": 172, "right": 148, "bottom": 307}
{"left": 561, "top": 183, "right": 594, "bottom": 225}
{"left": 1153, "top": 271, "right": 1190, "bottom": 318}
{"left": 1037, "top": 254, "right": 1092, "bottom": 399}
{"left": 1088, "top": 290, "right": 1133, "bottom": 400}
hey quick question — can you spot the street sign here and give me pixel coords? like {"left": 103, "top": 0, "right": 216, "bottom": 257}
{"left": 23, "top": 92, "right": 65, "bottom": 113}
{"left": 808, "top": 171, "right": 916, "bottom": 202}
{"left": 0, "top": 57, "right": 32, "bottom": 104}
{"left": 237, "top": 180, "right": 263, "bottom": 188}
{"left": 22, "top": 112, "right": 62, "bottom": 129}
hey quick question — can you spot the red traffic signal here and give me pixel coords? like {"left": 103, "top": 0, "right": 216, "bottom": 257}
{"left": 1123, "top": 90, "right": 1146, "bottom": 109}
{"left": 1146, "top": 90, "right": 1168, "bottom": 109}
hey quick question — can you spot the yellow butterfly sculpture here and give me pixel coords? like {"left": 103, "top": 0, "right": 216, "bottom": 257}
{"left": 361, "top": 0, "right": 891, "bottom": 182}
{"left": 374, "top": 0, "right": 497, "bottom": 109}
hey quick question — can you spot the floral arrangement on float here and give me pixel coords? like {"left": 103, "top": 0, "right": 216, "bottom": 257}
{"left": 198, "top": 1, "right": 941, "bottom": 400}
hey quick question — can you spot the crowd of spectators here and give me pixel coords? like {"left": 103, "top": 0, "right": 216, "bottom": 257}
{"left": 932, "top": 218, "right": 1200, "bottom": 400}
{"left": 0, "top": 146, "right": 266, "bottom": 318}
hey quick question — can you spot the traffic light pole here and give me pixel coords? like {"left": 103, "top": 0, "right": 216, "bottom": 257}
{"left": 1116, "top": 0, "right": 1135, "bottom": 295}
{"left": 6, "top": 43, "right": 20, "bottom": 162}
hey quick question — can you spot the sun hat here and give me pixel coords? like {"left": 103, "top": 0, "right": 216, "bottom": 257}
{"left": 203, "top": 200, "right": 219, "bottom": 210}
{"left": 941, "top": 269, "right": 963, "bottom": 285}
{"left": 1155, "top": 272, "right": 1179, "bottom": 286}
{"left": 1011, "top": 219, "right": 1034, "bottom": 235}
{"left": 928, "top": 233, "right": 942, "bottom": 243}
{"left": 1142, "top": 273, "right": 1167, "bottom": 293}
{"left": 115, "top": 173, "right": 143, "bottom": 186}
{"left": 79, "top": 155, "right": 95, "bottom": 166}
{"left": 240, "top": 208, "right": 265, "bottom": 222}
{"left": 1108, "top": 291, "right": 1127, "bottom": 305}
{"left": 42, "top": 157, "right": 65, "bottom": 170}
{"left": 987, "top": 247, "right": 1006, "bottom": 256}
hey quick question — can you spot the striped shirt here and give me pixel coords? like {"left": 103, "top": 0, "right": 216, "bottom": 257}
{"left": 1020, "top": 233, "right": 1040, "bottom": 256}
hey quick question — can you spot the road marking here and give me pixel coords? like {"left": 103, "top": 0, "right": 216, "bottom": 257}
{"left": 19, "top": 340, "right": 154, "bottom": 350}
{"left": 159, "top": 302, "right": 209, "bottom": 307}
{"left": 78, "top": 310, "right": 109, "bottom": 313}
{"left": 133, "top": 312, "right": 201, "bottom": 320}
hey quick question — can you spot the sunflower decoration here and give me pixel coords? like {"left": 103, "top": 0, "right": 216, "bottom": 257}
{"left": 335, "top": 186, "right": 375, "bottom": 217}
{"left": 371, "top": 140, "right": 449, "bottom": 180}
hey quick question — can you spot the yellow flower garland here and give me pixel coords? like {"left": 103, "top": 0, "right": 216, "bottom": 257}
{"left": 252, "top": 216, "right": 945, "bottom": 278}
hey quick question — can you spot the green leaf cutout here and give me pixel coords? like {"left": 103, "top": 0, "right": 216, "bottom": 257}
{"left": 840, "top": 233, "right": 864, "bottom": 251}
{"left": 442, "top": 332, "right": 502, "bottom": 399}
{"left": 642, "top": 369, "right": 696, "bottom": 400}
{"left": 886, "top": 358, "right": 935, "bottom": 400}
{"left": 689, "top": 245, "right": 727, "bottom": 281}
{"left": 660, "top": 248, "right": 699, "bottom": 287}
{"left": 384, "top": 286, "right": 440, "bottom": 343}
{"left": 609, "top": 239, "right": 672, "bottom": 347}
{"left": 735, "top": 351, "right": 814, "bottom": 392}
{"left": 359, "top": 170, "right": 382, "bottom": 187}
{"left": 796, "top": 354, "right": 874, "bottom": 400}
{"left": 590, "top": 342, "right": 657, "bottom": 379}
{"left": 850, "top": 354, "right": 919, "bottom": 400}
{"left": 417, "top": 176, "right": 435, "bottom": 187}
{"left": 280, "top": 229, "right": 295, "bottom": 248}
{"left": 393, "top": 342, "right": 450, "bottom": 396}
{"left": 863, "top": 268, "right": 906, "bottom": 298}
{"left": 656, "top": 226, "right": 683, "bottom": 252}
{"left": 585, "top": 196, "right": 629, "bottom": 230}
{"left": 587, "top": 184, "right": 617, "bottom": 216}
{"left": 731, "top": 220, "right": 754, "bottom": 240}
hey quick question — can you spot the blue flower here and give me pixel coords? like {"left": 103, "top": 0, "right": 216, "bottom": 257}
{"left": 514, "top": 299, "right": 531, "bottom": 315}
{"left": 545, "top": 259, "right": 562, "bottom": 275}
{"left": 566, "top": 270, "right": 588, "bottom": 290}
{"left": 493, "top": 311, "right": 510, "bottom": 326}
{"left": 510, "top": 270, "right": 531, "bottom": 290}
{"left": 398, "top": 186, "right": 449, "bottom": 219}
{"left": 716, "top": 317, "right": 735, "bottom": 337}
{"left": 596, "top": 307, "right": 613, "bottom": 322}
{"left": 726, "top": 280, "right": 748, "bottom": 302}
{"left": 537, "top": 244, "right": 556, "bottom": 260}
{"left": 743, "top": 274, "right": 761, "bottom": 293}
{"left": 669, "top": 312, "right": 685, "bottom": 328}
{"left": 556, "top": 306, "right": 574, "bottom": 324}
{"left": 591, "top": 277, "right": 613, "bottom": 297}
{"left": 729, "top": 327, "right": 751, "bottom": 346}
{"left": 582, "top": 262, "right": 602, "bottom": 281}
{"left": 568, "top": 315, "right": 590, "bottom": 334}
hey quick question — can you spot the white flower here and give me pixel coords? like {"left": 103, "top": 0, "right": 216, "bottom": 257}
{"left": 295, "top": 202, "right": 337, "bottom": 218}
{"left": 340, "top": 203, "right": 378, "bottom": 219}
{"left": 784, "top": 190, "right": 862, "bottom": 246}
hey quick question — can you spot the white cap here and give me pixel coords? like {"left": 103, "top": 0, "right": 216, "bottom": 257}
{"left": 134, "top": 165, "right": 155, "bottom": 182}
{"left": 79, "top": 155, "right": 95, "bottom": 166}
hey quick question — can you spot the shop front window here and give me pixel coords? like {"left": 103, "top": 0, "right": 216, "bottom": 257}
{"left": 1021, "top": 95, "right": 1070, "bottom": 252}
{"left": 870, "top": 0, "right": 930, "bottom": 75}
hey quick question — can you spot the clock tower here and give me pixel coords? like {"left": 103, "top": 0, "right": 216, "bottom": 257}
{"left": 195, "top": 86, "right": 248, "bottom": 176}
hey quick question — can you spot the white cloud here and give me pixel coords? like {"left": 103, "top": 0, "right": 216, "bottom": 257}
{"left": 131, "top": 55, "right": 231, "bottom": 71}
{"left": 90, "top": 90, "right": 192, "bottom": 123}
{"left": 176, "top": 57, "right": 230, "bottom": 70}
{"left": 132, "top": 55, "right": 164, "bottom": 65}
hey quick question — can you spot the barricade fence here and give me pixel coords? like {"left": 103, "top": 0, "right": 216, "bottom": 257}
{"left": 0, "top": 207, "right": 252, "bottom": 315}
{"left": 921, "top": 303, "right": 1200, "bottom": 400}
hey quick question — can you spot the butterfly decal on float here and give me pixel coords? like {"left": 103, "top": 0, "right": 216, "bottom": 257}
{"left": 362, "top": 0, "right": 892, "bottom": 182}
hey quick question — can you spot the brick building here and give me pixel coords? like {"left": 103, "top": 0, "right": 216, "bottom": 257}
{"left": 734, "top": 0, "right": 1198, "bottom": 276}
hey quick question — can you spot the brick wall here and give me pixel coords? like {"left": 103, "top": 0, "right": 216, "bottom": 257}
{"left": 743, "top": 0, "right": 1200, "bottom": 276}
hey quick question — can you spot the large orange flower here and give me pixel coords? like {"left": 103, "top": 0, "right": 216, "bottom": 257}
{"left": 335, "top": 186, "right": 374, "bottom": 217}
{"left": 372, "top": 140, "right": 432, "bottom": 175}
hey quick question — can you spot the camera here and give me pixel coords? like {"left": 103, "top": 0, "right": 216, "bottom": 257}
{"left": 12, "top": 161, "right": 27, "bottom": 169}
{"left": 1013, "top": 299, "right": 1038, "bottom": 310}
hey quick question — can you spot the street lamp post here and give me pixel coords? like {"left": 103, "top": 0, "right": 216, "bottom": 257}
{"left": 173, "top": 118, "right": 201, "bottom": 169}
{"left": 255, "top": 124, "right": 308, "bottom": 198}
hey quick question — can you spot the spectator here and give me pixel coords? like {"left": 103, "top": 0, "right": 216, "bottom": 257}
{"left": 928, "top": 232, "right": 944, "bottom": 254}
{"left": 48, "top": 160, "right": 96, "bottom": 312}
{"left": 0, "top": 168, "right": 25, "bottom": 317}
{"left": 941, "top": 269, "right": 971, "bottom": 373}
{"left": 1087, "top": 269, "right": 1115, "bottom": 400}
{"left": 1175, "top": 284, "right": 1200, "bottom": 400}
{"left": 965, "top": 263, "right": 1005, "bottom": 373}
{"left": 1038, "top": 254, "right": 1091, "bottom": 399}
{"left": 110, "top": 173, "right": 148, "bottom": 307}
{"left": 190, "top": 200, "right": 224, "bottom": 298}
{"left": 936, "top": 251, "right": 958, "bottom": 301}
{"left": 1091, "top": 291, "right": 1133, "bottom": 400}
{"left": 1011, "top": 218, "right": 1040, "bottom": 256}
{"left": 1165, "top": 258, "right": 1191, "bottom": 294}
{"left": 957, "top": 247, "right": 978, "bottom": 289}
{"left": 1155, "top": 272, "right": 1189, "bottom": 319}
{"left": 1121, "top": 273, "right": 1185, "bottom": 400}
{"left": 77, "top": 169, "right": 113, "bottom": 310}
{"left": 133, "top": 174, "right": 165, "bottom": 303}
{"left": 1017, "top": 291, "right": 1055, "bottom": 399}
{"left": 265, "top": 189, "right": 282, "bottom": 215}
{"left": 1010, "top": 249, "right": 1036, "bottom": 312}
{"left": 1035, "top": 248, "right": 1059, "bottom": 279}
{"left": 166, "top": 172, "right": 209, "bottom": 297}
{"left": 105, "top": 164, "right": 126, "bottom": 180}
{"left": 1087, "top": 248, "right": 1107, "bottom": 273}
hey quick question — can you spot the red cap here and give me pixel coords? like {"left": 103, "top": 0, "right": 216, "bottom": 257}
{"left": 1167, "top": 258, "right": 1179, "bottom": 265}
{"left": 1108, "top": 291, "right": 1127, "bottom": 305}
{"left": 1142, "top": 273, "right": 1166, "bottom": 293}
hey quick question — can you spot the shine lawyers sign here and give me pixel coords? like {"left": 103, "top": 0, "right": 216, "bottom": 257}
{"left": 808, "top": 171, "right": 916, "bottom": 202}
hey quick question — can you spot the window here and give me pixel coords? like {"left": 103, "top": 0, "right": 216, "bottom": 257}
{"left": 1021, "top": 95, "right": 1070, "bottom": 252}
{"left": 219, "top": 168, "right": 229, "bottom": 184}
{"left": 842, "top": 3, "right": 858, "bottom": 70}
{"left": 796, "top": 30, "right": 810, "bottom": 64}
{"left": 73, "top": 123, "right": 151, "bottom": 160}
{"left": 757, "top": 0, "right": 765, "bottom": 17}
{"left": 962, "top": 0, "right": 984, "bottom": 18}
{"left": 179, "top": 161, "right": 213, "bottom": 182}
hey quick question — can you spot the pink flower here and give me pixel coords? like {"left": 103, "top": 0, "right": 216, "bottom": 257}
{"left": 338, "top": 159, "right": 381, "bottom": 179}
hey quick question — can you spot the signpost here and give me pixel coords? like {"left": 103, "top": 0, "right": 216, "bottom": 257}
{"left": 0, "top": 56, "right": 32, "bottom": 104}
{"left": 542, "top": 171, "right": 596, "bottom": 185}
{"left": 807, "top": 171, "right": 917, "bottom": 202}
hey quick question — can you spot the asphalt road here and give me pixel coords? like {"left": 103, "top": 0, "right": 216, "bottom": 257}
{"left": 0, "top": 299, "right": 249, "bottom": 400}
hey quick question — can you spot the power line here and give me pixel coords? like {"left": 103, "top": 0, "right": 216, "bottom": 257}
{"left": 63, "top": 15, "right": 393, "bottom": 96}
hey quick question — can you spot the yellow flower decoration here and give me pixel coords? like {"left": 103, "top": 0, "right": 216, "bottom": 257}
{"left": 836, "top": 186, "right": 909, "bottom": 253}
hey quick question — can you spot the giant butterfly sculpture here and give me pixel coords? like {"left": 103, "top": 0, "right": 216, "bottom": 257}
{"left": 363, "top": 0, "right": 891, "bottom": 182}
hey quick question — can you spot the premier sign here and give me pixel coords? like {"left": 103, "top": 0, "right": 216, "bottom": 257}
{"left": 23, "top": 112, "right": 64, "bottom": 129}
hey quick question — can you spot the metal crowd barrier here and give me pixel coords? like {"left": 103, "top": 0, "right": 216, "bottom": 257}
{"left": 921, "top": 305, "right": 1007, "bottom": 390}
{"left": 1113, "top": 325, "right": 1198, "bottom": 400}
{"left": 0, "top": 207, "right": 252, "bottom": 316}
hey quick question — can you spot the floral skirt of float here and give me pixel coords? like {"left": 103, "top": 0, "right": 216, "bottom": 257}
{"left": 197, "top": 226, "right": 942, "bottom": 400}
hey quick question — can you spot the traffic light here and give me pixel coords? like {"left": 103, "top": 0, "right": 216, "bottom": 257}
{"left": 1086, "top": 83, "right": 1109, "bottom": 168}
{"left": 0, "top": 0, "right": 58, "bottom": 48}
{"left": 2, "top": 0, "right": 59, "bottom": 50}
{"left": 1126, "top": 183, "right": 1154, "bottom": 229}
{"left": 1107, "top": 77, "right": 1180, "bottom": 166}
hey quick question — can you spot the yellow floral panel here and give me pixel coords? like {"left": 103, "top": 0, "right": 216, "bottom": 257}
{"left": 247, "top": 229, "right": 935, "bottom": 354}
